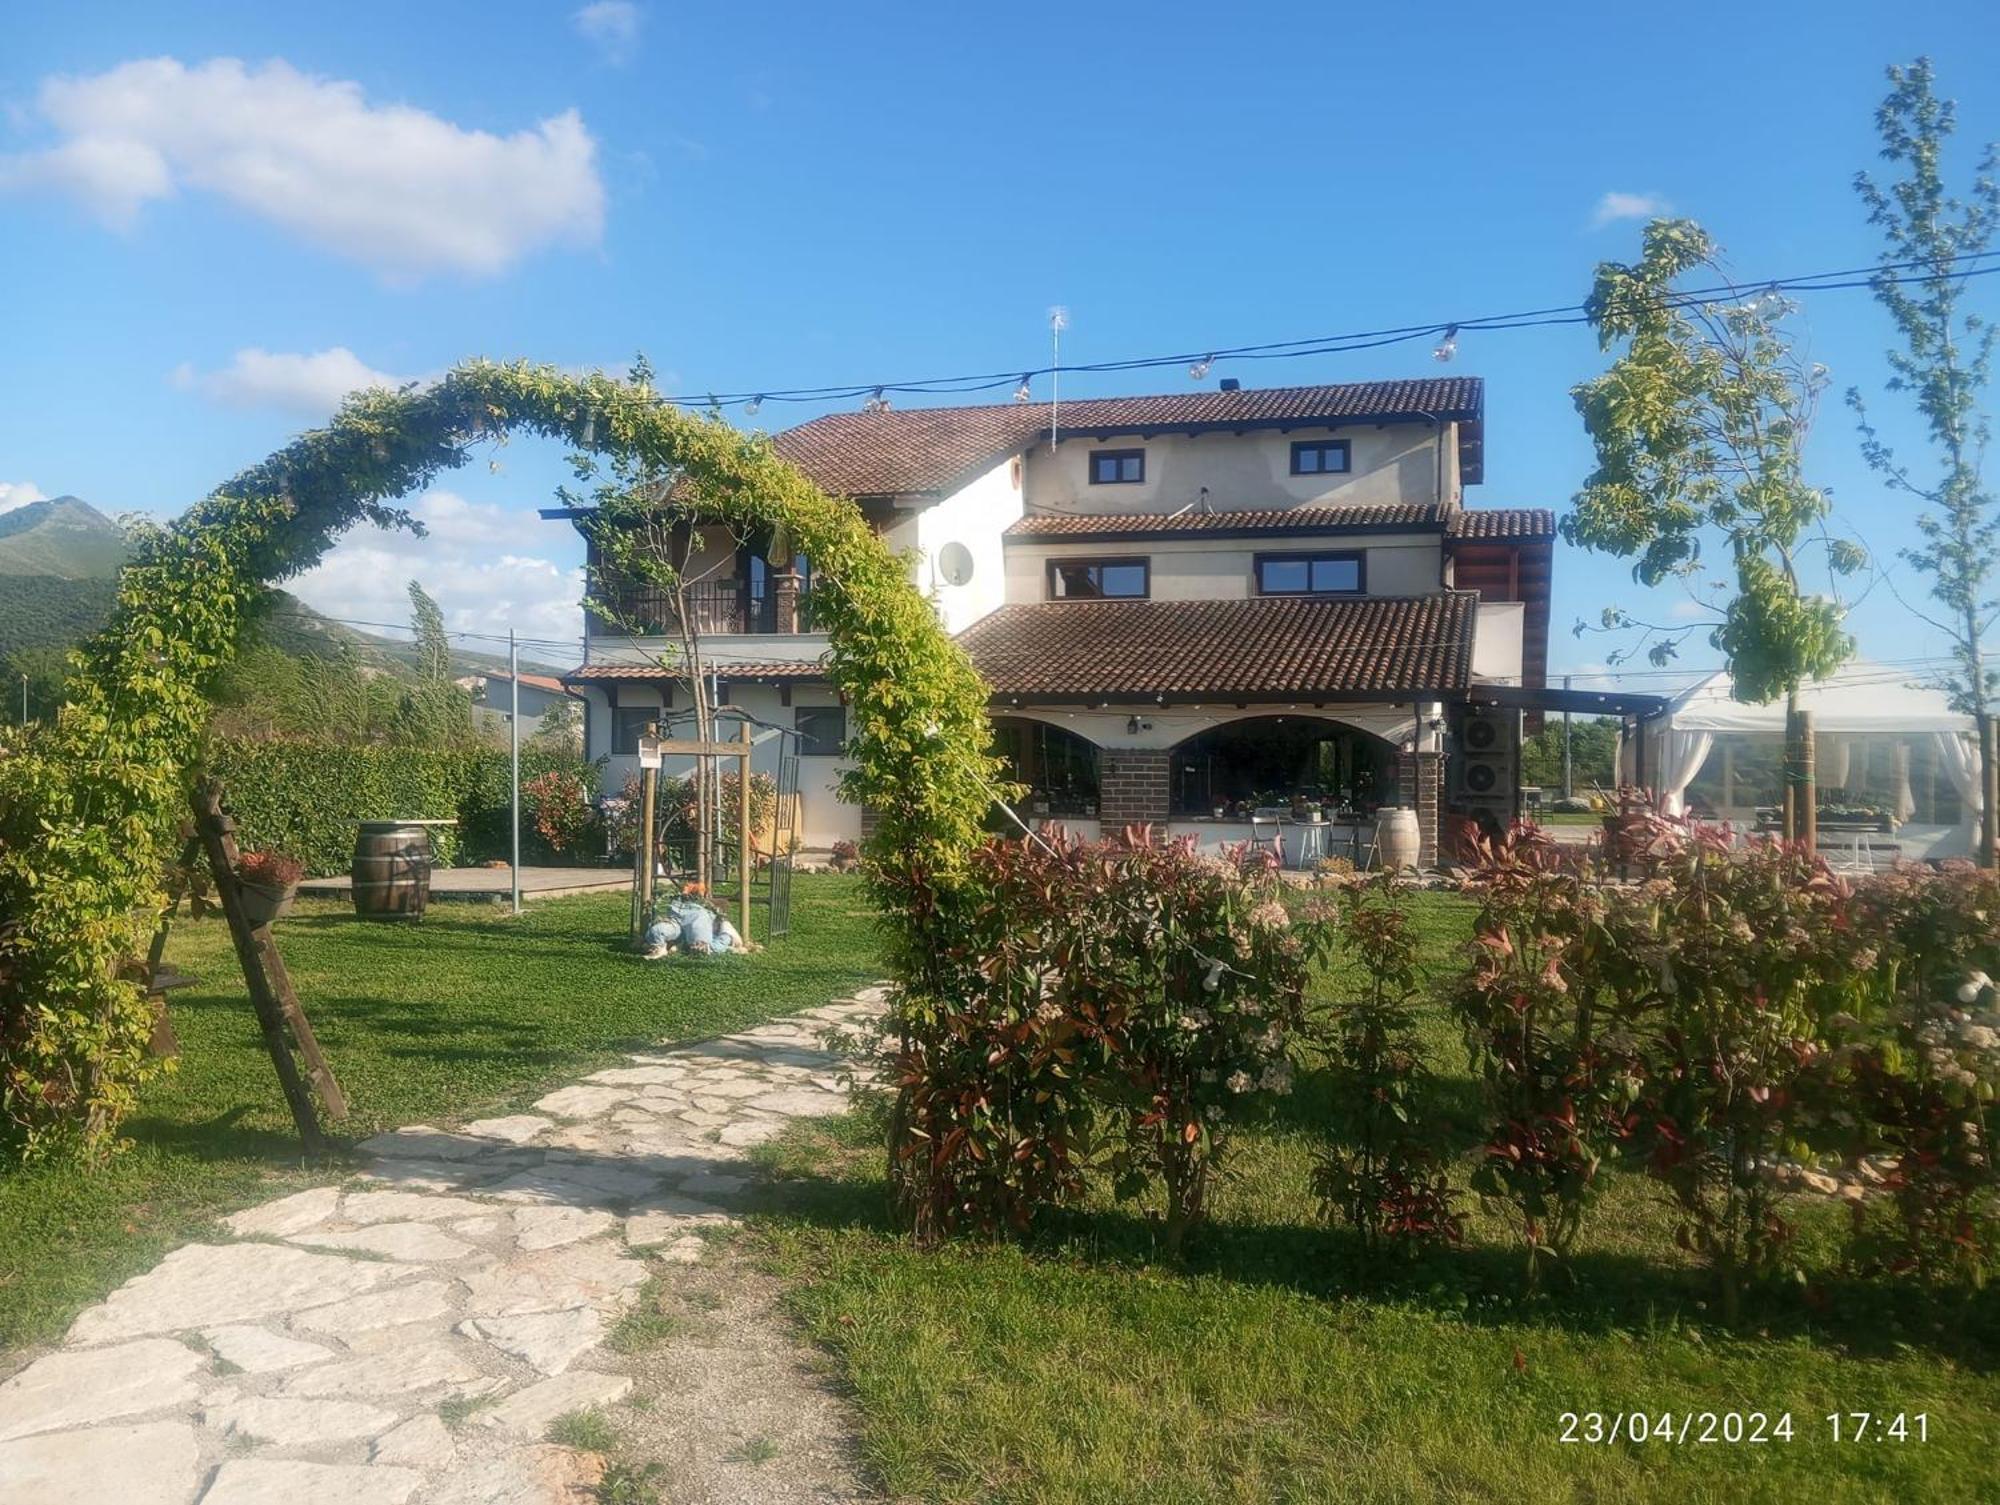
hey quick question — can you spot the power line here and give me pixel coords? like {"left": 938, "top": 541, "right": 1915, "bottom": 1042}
{"left": 592, "top": 249, "right": 2000, "bottom": 412}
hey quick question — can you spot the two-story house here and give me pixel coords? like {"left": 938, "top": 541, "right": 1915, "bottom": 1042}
{"left": 552, "top": 376, "right": 1551, "bottom": 865}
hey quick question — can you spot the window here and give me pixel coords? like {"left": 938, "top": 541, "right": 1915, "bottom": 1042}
{"left": 1290, "top": 439, "right": 1352, "bottom": 476}
{"left": 1049, "top": 558, "right": 1150, "bottom": 599}
{"left": 1256, "top": 552, "right": 1364, "bottom": 595}
{"left": 796, "top": 705, "right": 846, "bottom": 758}
{"left": 612, "top": 706, "right": 656, "bottom": 755}
{"left": 1089, "top": 448, "right": 1146, "bottom": 484}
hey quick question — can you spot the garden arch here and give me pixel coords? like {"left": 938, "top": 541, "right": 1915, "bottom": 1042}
{"left": 0, "top": 361, "right": 998, "bottom": 1158}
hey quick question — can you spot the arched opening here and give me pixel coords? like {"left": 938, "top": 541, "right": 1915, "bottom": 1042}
{"left": 1169, "top": 715, "right": 1396, "bottom": 819}
{"left": 991, "top": 716, "right": 1101, "bottom": 818}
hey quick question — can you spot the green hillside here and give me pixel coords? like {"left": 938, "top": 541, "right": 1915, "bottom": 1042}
{"left": 0, "top": 494, "right": 551, "bottom": 676}
{"left": 0, "top": 496, "right": 131, "bottom": 578}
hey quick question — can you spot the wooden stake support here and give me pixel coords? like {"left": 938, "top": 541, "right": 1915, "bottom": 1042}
{"left": 192, "top": 780, "right": 346, "bottom": 1153}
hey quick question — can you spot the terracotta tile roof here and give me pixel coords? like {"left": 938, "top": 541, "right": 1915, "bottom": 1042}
{"left": 1447, "top": 507, "right": 1555, "bottom": 541}
{"left": 1005, "top": 501, "right": 1445, "bottom": 541}
{"left": 565, "top": 658, "right": 828, "bottom": 683}
{"left": 956, "top": 594, "right": 1479, "bottom": 701}
{"left": 772, "top": 378, "right": 1484, "bottom": 497}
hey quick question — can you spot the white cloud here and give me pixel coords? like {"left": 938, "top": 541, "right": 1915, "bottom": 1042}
{"left": 0, "top": 57, "right": 605, "bottom": 279}
{"left": 0, "top": 480, "right": 49, "bottom": 514}
{"left": 289, "top": 490, "right": 585, "bottom": 649}
{"left": 574, "top": 2, "right": 643, "bottom": 65}
{"left": 173, "top": 346, "right": 411, "bottom": 416}
{"left": 1591, "top": 190, "right": 1671, "bottom": 228}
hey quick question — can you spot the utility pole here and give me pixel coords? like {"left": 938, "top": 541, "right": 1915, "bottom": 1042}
{"left": 1561, "top": 673, "right": 1573, "bottom": 800}
{"left": 509, "top": 630, "right": 522, "bottom": 916}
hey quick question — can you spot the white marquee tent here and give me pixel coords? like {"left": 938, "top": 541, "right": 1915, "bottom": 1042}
{"left": 1620, "top": 662, "right": 1981, "bottom": 855}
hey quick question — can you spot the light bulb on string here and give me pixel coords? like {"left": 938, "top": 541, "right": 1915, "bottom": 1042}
{"left": 744, "top": 395, "right": 764, "bottom": 415}
{"left": 581, "top": 408, "right": 598, "bottom": 444}
{"left": 1432, "top": 325, "right": 1459, "bottom": 363}
{"left": 1013, "top": 374, "right": 1033, "bottom": 403}
{"left": 1188, "top": 354, "right": 1214, "bottom": 380}
{"left": 862, "top": 387, "right": 890, "bottom": 414}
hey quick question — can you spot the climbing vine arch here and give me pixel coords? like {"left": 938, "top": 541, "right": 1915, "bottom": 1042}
{"left": 0, "top": 362, "right": 998, "bottom": 1159}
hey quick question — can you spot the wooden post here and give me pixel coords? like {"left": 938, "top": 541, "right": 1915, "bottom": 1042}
{"left": 638, "top": 720, "right": 659, "bottom": 929}
{"left": 1982, "top": 714, "right": 1999, "bottom": 870}
{"left": 738, "top": 717, "right": 754, "bottom": 945}
{"left": 192, "top": 782, "right": 345, "bottom": 1153}
{"left": 1797, "top": 709, "right": 1816, "bottom": 855}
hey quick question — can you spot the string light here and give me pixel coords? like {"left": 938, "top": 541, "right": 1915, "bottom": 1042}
{"left": 1432, "top": 325, "right": 1459, "bottom": 363}
{"left": 1188, "top": 354, "right": 1214, "bottom": 380}
{"left": 862, "top": 387, "right": 890, "bottom": 414}
{"left": 744, "top": 395, "right": 764, "bottom": 415}
{"left": 1013, "top": 374, "right": 1033, "bottom": 403}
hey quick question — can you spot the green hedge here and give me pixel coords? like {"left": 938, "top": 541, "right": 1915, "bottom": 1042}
{"left": 207, "top": 739, "right": 599, "bottom": 876}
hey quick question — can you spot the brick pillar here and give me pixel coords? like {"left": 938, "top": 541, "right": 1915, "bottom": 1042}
{"left": 773, "top": 570, "right": 800, "bottom": 634}
{"left": 1098, "top": 750, "right": 1171, "bottom": 835}
{"left": 1415, "top": 751, "right": 1442, "bottom": 869}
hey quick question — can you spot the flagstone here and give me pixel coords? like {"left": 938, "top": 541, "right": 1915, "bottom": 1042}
{"left": 531, "top": 1084, "right": 633, "bottom": 1120}
{"left": 746, "top": 1086, "right": 848, "bottom": 1117}
{"left": 369, "top": 1413, "right": 455, "bottom": 1470}
{"left": 462, "top": 1307, "right": 605, "bottom": 1375}
{"left": 356, "top": 1127, "right": 494, "bottom": 1160}
{"left": 717, "top": 1118, "right": 783, "bottom": 1148}
{"left": 280, "top": 1339, "right": 491, "bottom": 1400}
{"left": 511, "top": 1204, "right": 618, "bottom": 1252}
{"left": 461, "top": 1243, "right": 649, "bottom": 1318}
{"left": 476, "top": 1371, "right": 632, "bottom": 1438}
{"left": 623, "top": 1195, "right": 731, "bottom": 1249}
{"left": 291, "top": 1280, "right": 458, "bottom": 1336}
{"left": 206, "top": 1394, "right": 401, "bottom": 1448}
{"left": 339, "top": 1190, "right": 494, "bottom": 1225}
{"left": 421, "top": 1443, "right": 605, "bottom": 1505}
{"left": 201, "top": 1459, "right": 422, "bottom": 1505}
{"left": 582, "top": 1065, "right": 685, "bottom": 1086}
{"left": 0, "top": 1421, "right": 199, "bottom": 1505}
{"left": 223, "top": 1186, "right": 342, "bottom": 1239}
{"left": 0, "top": 1338, "right": 204, "bottom": 1441}
{"left": 655, "top": 1235, "right": 709, "bottom": 1266}
{"left": 459, "top": 1114, "right": 556, "bottom": 1145}
{"left": 453, "top": 1214, "right": 509, "bottom": 1239}
{"left": 294, "top": 1222, "right": 479, "bottom": 1263}
{"left": 66, "top": 1244, "right": 419, "bottom": 1344}
{"left": 203, "top": 1324, "right": 338, "bottom": 1374}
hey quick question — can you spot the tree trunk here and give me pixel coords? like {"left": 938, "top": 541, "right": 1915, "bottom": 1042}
{"left": 1983, "top": 713, "right": 1998, "bottom": 871}
{"left": 1783, "top": 693, "right": 1816, "bottom": 853}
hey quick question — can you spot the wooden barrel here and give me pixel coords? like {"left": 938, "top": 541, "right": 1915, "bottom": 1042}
{"left": 1374, "top": 806, "right": 1422, "bottom": 873}
{"left": 352, "top": 821, "right": 432, "bottom": 920}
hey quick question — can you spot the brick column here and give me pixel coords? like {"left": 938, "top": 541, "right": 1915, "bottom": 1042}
{"left": 1098, "top": 750, "right": 1171, "bottom": 834}
{"left": 772, "top": 570, "right": 800, "bottom": 634}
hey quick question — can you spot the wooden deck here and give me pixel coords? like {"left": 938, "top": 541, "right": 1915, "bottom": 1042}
{"left": 299, "top": 866, "right": 633, "bottom": 902}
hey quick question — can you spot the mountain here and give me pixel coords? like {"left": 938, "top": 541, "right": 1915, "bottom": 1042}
{"left": 0, "top": 495, "right": 552, "bottom": 673}
{"left": 0, "top": 496, "right": 130, "bottom": 579}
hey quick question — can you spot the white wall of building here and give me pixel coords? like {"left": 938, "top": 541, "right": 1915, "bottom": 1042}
{"left": 1003, "top": 532, "right": 1443, "bottom": 602}
{"left": 1471, "top": 601, "right": 1526, "bottom": 685}
{"left": 1020, "top": 422, "right": 1454, "bottom": 515}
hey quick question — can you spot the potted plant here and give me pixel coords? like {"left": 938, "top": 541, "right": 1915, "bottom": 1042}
{"left": 236, "top": 850, "right": 304, "bottom": 927}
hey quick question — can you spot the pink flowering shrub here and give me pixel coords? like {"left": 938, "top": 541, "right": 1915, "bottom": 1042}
{"left": 888, "top": 824, "right": 1333, "bottom": 1252}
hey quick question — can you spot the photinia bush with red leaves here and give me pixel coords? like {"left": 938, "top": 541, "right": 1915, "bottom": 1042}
{"left": 887, "top": 824, "right": 1333, "bottom": 1253}
{"left": 522, "top": 768, "right": 596, "bottom": 855}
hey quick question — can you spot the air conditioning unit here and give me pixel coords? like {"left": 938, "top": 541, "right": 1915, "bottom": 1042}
{"left": 1449, "top": 704, "right": 1520, "bottom": 830}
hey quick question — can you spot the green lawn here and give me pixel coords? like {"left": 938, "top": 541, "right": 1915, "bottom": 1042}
{"left": 0, "top": 875, "right": 882, "bottom": 1349}
{"left": 750, "top": 892, "right": 2000, "bottom": 1505}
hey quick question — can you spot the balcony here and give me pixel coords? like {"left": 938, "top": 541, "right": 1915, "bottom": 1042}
{"left": 588, "top": 577, "right": 818, "bottom": 637}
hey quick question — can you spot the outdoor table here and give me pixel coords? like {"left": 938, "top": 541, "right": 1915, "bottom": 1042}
{"left": 1279, "top": 819, "right": 1329, "bottom": 869}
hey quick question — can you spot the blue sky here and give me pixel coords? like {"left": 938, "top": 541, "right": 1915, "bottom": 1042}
{"left": 3, "top": 1, "right": 1998, "bottom": 682}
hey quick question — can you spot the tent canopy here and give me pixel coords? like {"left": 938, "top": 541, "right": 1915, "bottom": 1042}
{"left": 1656, "top": 662, "right": 1974, "bottom": 735}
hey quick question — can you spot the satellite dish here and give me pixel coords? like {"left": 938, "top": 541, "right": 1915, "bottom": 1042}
{"left": 938, "top": 541, "right": 975, "bottom": 587}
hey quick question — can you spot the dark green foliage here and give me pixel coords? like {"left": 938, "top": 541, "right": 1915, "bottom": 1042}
{"left": 0, "top": 576, "right": 120, "bottom": 664}
{"left": 207, "top": 738, "right": 599, "bottom": 874}
{"left": 1517, "top": 715, "right": 1618, "bottom": 793}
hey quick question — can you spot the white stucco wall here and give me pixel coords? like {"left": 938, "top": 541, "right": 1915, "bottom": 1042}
{"left": 1004, "top": 532, "right": 1443, "bottom": 602}
{"left": 1471, "top": 601, "right": 1526, "bottom": 685}
{"left": 1020, "top": 422, "right": 1452, "bottom": 515}
{"left": 907, "top": 458, "right": 1024, "bottom": 632}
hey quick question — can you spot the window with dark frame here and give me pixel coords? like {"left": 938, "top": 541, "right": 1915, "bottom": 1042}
{"left": 1255, "top": 552, "right": 1364, "bottom": 595}
{"left": 1048, "top": 557, "right": 1150, "bottom": 599}
{"left": 796, "top": 704, "right": 847, "bottom": 757}
{"left": 1088, "top": 448, "right": 1146, "bottom": 484}
{"left": 1289, "top": 439, "right": 1352, "bottom": 476}
{"left": 612, "top": 706, "right": 656, "bottom": 755}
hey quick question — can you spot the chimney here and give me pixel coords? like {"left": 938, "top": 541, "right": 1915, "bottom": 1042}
{"left": 1219, "top": 378, "right": 1241, "bottom": 392}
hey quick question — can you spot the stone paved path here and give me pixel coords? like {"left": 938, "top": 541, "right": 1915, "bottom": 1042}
{"left": 0, "top": 986, "right": 887, "bottom": 1505}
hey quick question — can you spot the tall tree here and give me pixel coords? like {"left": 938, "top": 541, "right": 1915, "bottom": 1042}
{"left": 391, "top": 580, "right": 473, "bottom": 746}
{"left": 1850, "top": 57, "right": 2000, "bottom": 864}
{"left": 1566, "top": 219, "right": 1861, "bottom": 845}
